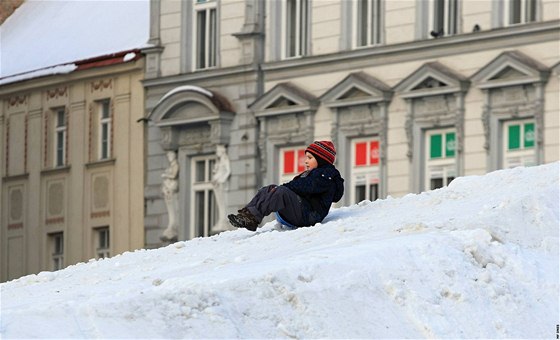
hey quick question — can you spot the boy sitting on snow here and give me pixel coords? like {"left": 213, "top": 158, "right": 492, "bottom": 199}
{"left": 228, "top": 141, "right": 345, "bottom": 231}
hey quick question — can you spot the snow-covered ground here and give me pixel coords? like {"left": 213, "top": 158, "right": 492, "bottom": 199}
{"left": 1, "top": 163, "right": 558, "bottom": 339}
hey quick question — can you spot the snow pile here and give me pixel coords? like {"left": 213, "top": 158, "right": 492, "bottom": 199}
{"left": 0, "top": 0, "right": 149, "bottom": 81}
{"left": 1, "top": 163, "right": 558, "bottom": 339}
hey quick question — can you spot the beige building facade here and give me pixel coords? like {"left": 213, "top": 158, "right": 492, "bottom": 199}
{"left": 143, "top": 0, "right": 559, "bottom": 246}
{"left": 0, "top": 55, "right": 147, "bottom": 282}
{"left": 0, "top": 1, "right": 149, "bottom": 282}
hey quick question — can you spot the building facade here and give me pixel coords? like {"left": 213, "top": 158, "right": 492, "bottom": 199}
{"left": 0, "top": 2, "right": 149, "bottom": 282}
{"left": 0, "top": 57, "right": 147, "bottom": 282}
{"left": 143, "top": 0, "right": 559, "bottom": 246}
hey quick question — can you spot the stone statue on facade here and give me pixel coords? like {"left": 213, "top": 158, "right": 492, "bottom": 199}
{"left": 211, "top": 144, "right": 231, "bottom": 232}
{"left": 160, "top": 150, "right": 179, "bottom": 242}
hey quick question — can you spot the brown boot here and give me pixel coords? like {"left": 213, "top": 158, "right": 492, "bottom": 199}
{"left": 228, "top": 208, "right": 259, "bottom": 231}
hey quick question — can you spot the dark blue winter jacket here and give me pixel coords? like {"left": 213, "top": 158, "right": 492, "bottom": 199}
{"left": 282, "top": 164, "right": 344, "bottom": 226}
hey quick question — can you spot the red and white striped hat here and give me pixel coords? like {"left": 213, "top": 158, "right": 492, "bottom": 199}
{"left": 306, "top": 141, "right": 336, "bottom": 165}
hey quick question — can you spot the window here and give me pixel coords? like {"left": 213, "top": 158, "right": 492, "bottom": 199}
{"left": 54, "top": 108, "right": 67, "bottom": 167}
{"left": 504, "top": 0, "right": 537, "bottom": 25}
{"left": 95, "top": 227, "right": 110, "bottom": 259}
{"left": 425, "top": 129, "right": 456, "bottom": 190}
{"left": 194, "top": 0, "right": 217, "bottom": 69}
{"left": 191, "top": 156, "right": 218, "bottom": 237}
{"left": 429, "top": 0, "right": 458, "bottom": 37}
{"left": 99, "top": 101, "right": 111, "bottom": 160}
{"left": 279, "top": 146, "right": 306, "bottom": 184}
{"left": 502, "top": 119, "right": 535, "bottom": 168}
{"left": 354, "top": 0, "right": 382, "bottom": 47}
{"left": 351, "top": 138, "right": 380, "bottom": 203}
{"left": 284, "top": 0, "right": 309, "bottom": 58}
{"left": 49, "top": 233, "right": 64, "bottom": 271}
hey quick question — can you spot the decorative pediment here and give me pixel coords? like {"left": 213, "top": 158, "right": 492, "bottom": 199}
{"left": 320, "top": 72, "right": 393, "bottom": 108}
{"left": 149, "top": 85, "right": 234, "bottom": 127}
{"left": 394, "top": 62, "right": 470, "bottom": 99}
{"left": 250, "top": 82, "right": 318, "bottom": 117}
{"left": 471, "top": 51, "right": 550, "bottom": 89}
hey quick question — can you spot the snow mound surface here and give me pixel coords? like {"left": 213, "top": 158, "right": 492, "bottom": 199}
{"left": 1, "top": 163, "right": 558, "bottom": 338}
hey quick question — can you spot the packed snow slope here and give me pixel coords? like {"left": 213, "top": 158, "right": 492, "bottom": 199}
{"left": 1, "top": 163, "right": 558, "bottom": 339}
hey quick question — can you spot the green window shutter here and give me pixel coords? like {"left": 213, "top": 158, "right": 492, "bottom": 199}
{"left": 508, "top": 124, "right": 521, "bottom": 150}
{"left": 524, "top": 123, "right": 535, "bottom": 148}
{"left": 445, "top": 132, "right": 456, "bottom": 157}
{"left": 430, "top": 134, "right": 442, "bottom": 159}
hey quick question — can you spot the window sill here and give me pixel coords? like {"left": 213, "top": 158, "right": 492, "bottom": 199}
{"left": 85, "top": 158, "right": 116, "bottom": 169}
{"left": 193, "top": 66, "right": 218, "bottom": 72}
{"left": 2, "top": 173, "right": 30, "bottom": 182}
{"left": 41, "top": 166, "right": 71, "bottom": 176}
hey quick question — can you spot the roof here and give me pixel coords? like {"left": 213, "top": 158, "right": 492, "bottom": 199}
{"left": 0, "top": 0, "right": 150, "bottom": 85}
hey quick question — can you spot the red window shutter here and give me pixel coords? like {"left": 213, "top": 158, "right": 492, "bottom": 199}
{"left": 297, "top": 149, "right": 306, "bottom": 172}
{"left": 370, "top": 140, "right": 379, "bottom": 165}
{"left": 355, "top": 142, "right": 367, "bottom": 166}
{"left": 283, "top": 150, "right": 295, "bottom": 174}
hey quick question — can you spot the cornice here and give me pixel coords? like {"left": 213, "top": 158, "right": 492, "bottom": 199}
{"left": 0, "top": 59, "right": 145, "bottom": 97}
{"left": 261, "top": 20, "right": 560, "bottom": 78}
{"left": 143, "top": 64, "right": 258, "bottom": 89}
{"left": 143, "top": 20, "right": 559, "bottom": 90}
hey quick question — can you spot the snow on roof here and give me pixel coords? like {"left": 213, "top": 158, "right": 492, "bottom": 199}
{"left": 160, "top": 85, "right": 214, "bottom": 104}
{"left": 0, "top": 0, "right": 150, "bottom": 83}
{"left": 0, "top": 63, "right": 77, "bottom": 86}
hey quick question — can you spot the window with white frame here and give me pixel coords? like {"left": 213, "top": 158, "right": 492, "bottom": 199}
{"left": 99, "top": 100, "right": 111, "bottom": 160}
{"left": 351, "top": 138, "right": 380, "bottom": 203}
{"left": 428, "top": 0, "right": 459, "bottom": 37}
{"left": 354, "top": 0, "right": 382, "bottom": 48}
{"left": 279, "top": 146, "right": 306, "bottom": 184}
{"left": 194, "top": 0, "right": 217, "bottom": 69}
{"left": 95, "top": 227, "right": 110, "bottom": 259}
{"left": 424, "top": 128, "right": 456, "bottom": 190}
{"left": 284, "top": 0, "right": 309, "bottom": 58}
{"left": 54, "top": 108, "right": 67, "bottom": 167}
{"left": 191, "top": 156, "right": 218, "bottom": 237}
{"left": 504, "top": 0, "right": 537, "bottom": 25}
{"left": 49, "top": 232, "right": 64, "bottom": 271}
{"left": 502, "top": 119, "right": 535, "bottom": 168}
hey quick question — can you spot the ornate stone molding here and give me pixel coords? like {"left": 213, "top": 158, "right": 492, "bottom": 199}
{"left": 320, "top": 72, "right": 393, "bottom": 200}
{"left": 481, "top": 103, "right": 491, "bottom": 151}
{"left": 149, "top": 87, "right": 234, "bottom": 151}
{"left": 5, "top": 116, "right": 9, "bottom": 175}
{"left": 405, "top": 107, "right": 414, "bottom": 160}
{"left": 7, "top": 95, "right": 26, "bottom": 108}
{"left": 46, "top": 87, "right": 68, "bottom": 101}
{"left": 472, "top": 51, "right": 550, "bottom": 169}
{"left": 396, "top": 62, "right": 469, "bottom": 161}
{"left": 24, "top": 115, "right": 28, "bottom": 173}
{"left": 8, "top": 223, "right": 23, "bottom": 230}
{"left": 91, "top": 79, "right": 113, "bottom": 93}
{"left": 250, "top": 82, "right": 318, "bottom": 183}
{"left": 65, "top": 107, "right": 70, "bottom": 165}
{"left": 43, "top": 111, "right": 49, "bottom": 168}
{"left": 46, "top": 217, "right": 65, "bottom": 225}
{"left": 91, "top": 211, "right": 110, "bottom": 219}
